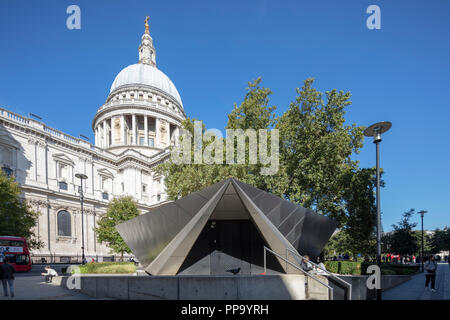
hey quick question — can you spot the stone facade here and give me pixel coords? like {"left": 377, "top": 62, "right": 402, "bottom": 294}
{"left": 0, "top": 22, "right": 185, "bottom": 262}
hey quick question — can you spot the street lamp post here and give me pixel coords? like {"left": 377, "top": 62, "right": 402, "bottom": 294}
{"left": 418, "top": 210, "right": 427, "bottom": 272}
{"left": 75, "top": 173, "right": 88, "bottom": 265}
{"left": 364, "top": 121, "right": 392, "bottom": 301}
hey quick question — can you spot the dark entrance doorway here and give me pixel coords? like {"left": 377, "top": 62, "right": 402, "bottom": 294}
{"left": 178, "top": 219, "right": 284, "bottom": 275}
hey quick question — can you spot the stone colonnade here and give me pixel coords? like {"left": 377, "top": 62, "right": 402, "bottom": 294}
{"left": 94, "top": 114, "right": 179, "bottom": 149}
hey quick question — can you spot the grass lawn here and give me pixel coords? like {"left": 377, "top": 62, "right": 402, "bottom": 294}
{"left": 76, "top": 262, "right": 136, "bottom": 274}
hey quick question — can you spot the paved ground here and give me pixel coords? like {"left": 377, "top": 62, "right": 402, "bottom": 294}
{"left": 383, "top": 262, "right": 450, "bottom": 300}
{"left": 0, "top": 264, "right": 94, "bottom": 300}
{"left": 3, "top": 263, "right": 448, "bottom": 300}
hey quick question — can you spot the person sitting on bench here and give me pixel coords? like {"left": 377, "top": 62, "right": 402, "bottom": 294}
{"left": 41, "top": 266, "right": 58, "bottom": 283}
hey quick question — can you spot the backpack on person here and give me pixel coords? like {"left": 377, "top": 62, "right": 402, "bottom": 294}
{"left": 426, "top": 260, "right": 437, "bottom": 273}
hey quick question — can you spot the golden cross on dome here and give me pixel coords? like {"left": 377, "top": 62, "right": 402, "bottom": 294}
{"left": 144, "top": 16, "right": 150, "bottom": 34}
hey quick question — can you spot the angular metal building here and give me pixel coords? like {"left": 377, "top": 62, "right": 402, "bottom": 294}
{"left": 116, "top": 178, "right": 338, "bottom": 276}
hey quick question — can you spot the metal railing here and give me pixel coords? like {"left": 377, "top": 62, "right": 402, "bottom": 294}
{"left": 263, "top": 246, "right": 334, "bottom": 300}
{"left": 285, "top": 248, "right": 352, "bottom": 300}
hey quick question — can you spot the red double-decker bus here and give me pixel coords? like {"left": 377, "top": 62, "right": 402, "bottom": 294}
{"left": 0, "top": 236, "right": 32, "bottom": 272}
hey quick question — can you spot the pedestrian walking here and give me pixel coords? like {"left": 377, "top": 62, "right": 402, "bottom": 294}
{"left": 0, "top": 257, "right": 15, "bottom": 298}
{"left": 424, "top": 255, "right": 438, "bottom": 292}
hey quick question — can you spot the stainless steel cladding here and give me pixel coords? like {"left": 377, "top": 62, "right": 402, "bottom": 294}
{"left": 116, "top": 178, "right": 338, "bottom": 275}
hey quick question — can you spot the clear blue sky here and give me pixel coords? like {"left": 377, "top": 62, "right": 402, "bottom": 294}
{"left": 1, "top": 0, "right": 449, "bottom": 231}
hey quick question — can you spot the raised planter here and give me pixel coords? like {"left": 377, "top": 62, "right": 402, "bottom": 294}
{"left": 57, "top": 274, "right": 321, "bottom": 300}
{"left": 328, "top": 274, "right": 413, "bottom": 300}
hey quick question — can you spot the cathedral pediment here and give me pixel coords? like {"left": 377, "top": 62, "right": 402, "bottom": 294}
{"left": 97, "top": 168, "right": 114, "bottom": 178}
{"left": 0, "top": 132, "right": 20, "bottom": 148}
{"left": 52, "top": 153, "right": 75, "bottom": 165}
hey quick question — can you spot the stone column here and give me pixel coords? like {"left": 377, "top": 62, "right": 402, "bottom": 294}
{"left": 112, "top": 117, "right": 117, "bottom": 146}
{"left": 144, "top": 115, "right": 148, "bottom": 146}
{"left": 174, "top": 126, "right": 180, "bottom": 146}
{"left": 132, "top": 114, "right": 137, "bottom": 145}
{"left": 120, "top": 115, "right": 125, "bottom": 145}
{"left": 168, "top": 123, "right": 171, "bottom": 146}
{"left": 155, "top": 118, "right": 160, "bottom": 148}
{"left": 103, "top": 119, "right": 108, "bottom": 148}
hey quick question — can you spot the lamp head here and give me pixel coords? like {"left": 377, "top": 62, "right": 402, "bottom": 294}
{"left": 75, "top": 173, "right": 88, "bottom": 180}
{"left": 364, "top": 121, "right": 392, "bottom": 143}
{"left": 418, "top": 210, "right": 428, "bottom": 218}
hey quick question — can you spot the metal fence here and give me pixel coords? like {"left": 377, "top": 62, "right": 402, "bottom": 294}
{"left": 30, "top": 253, "right": 133, "bottom": 264}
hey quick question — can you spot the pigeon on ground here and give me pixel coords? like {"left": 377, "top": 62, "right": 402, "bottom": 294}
{"left": 226, "top": 267, "right": 241, "bottom": 275}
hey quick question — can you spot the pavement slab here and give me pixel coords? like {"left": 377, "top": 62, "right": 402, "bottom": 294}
{"left": 383, "top": 262, "right": 450, "bottom": 300}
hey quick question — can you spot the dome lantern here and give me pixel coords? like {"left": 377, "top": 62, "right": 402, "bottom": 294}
{"left": 139, "top": 15, "right": 156, "bottom": 66}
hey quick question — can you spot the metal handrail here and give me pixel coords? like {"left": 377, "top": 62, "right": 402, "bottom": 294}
{"left": 263, "top": 246, "right": 334, "bottom": 300}
{"left": 285, "top": 248, "right": 352, "bottom": 300}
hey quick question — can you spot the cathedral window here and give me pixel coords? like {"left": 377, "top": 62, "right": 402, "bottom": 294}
{"left": 57, "top": 210, "right": 71, "bottom": 237}
{"left": 149, "top": 138, "right": 154, "bottom": 147}
{"left": 101, "top": 176, "right": 111, "bottom": 192}
{"left": 59, "top": 181, "right": 68, "bottom": 191}
{"left": 58, "top": 163, "right": 69, "bottom": 180}
{"left": 102, "top": 192, "right": 109, "bottom": 200}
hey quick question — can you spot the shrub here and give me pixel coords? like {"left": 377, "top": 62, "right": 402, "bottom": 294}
{"left": 324, "top": 261, "right": 340, "bottom": 273}
{"left": 76, "top": 262, "right": 136, "bottom": 274}
{"left": 382, "top": 269, "right": 396, "bottom": 275}
{"left": 324, "top": 261, "right": 361, "bottom": 275}
{"left": 325, "top": 261, "right": 420, "bottom": 276}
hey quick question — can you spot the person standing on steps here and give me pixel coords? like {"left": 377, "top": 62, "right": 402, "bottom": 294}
{"left": 424, "top": 255, "right": 438, "bottom": 292}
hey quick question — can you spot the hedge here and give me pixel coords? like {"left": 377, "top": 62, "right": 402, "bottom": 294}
{"left": 75, "top": 262, "right": 136, "bottom": 274}
{"left": 325, "top": 261, "right": 420, "bottom": 275}
{"left": 324, "top": 261, "right": 361, "bottom": 275}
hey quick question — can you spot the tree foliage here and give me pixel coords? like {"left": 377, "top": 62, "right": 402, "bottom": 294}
{"left": 275, "top": 78, "right": 364, "bottom": 224}
{"left": 157, "top": 77, "right": 375, "bottom": 244}
{"left": 0, "top": 169, "right": 42, "bottom": 249}
{"left": 95, "top": 196, "right": 140, "bottom": 259}
{"left": 386, "top": 209, "right": 419, "bottom": 255}
{"left": 155, "top": 77, "right": 277, "bottom": 198}
{"left": 430, "top": 228, "right": 450, "bottom": 253}
{"left": 341, "top": 168, "right": 379, "bottom": 256}
{"left": 323, "top": 230, "right": 352, "bottom": 257}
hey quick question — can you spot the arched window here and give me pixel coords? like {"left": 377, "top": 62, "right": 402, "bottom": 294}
{"left": 57, "top": 210, "right": 71, "bottom": 237}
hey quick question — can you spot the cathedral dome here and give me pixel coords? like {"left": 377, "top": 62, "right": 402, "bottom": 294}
{"left": 110, "top": 63, "right": 183, "bottom": 108}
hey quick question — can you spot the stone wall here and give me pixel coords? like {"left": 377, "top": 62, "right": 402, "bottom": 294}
{"left": 58, "top": 274, "right": 315, "bottom": 300}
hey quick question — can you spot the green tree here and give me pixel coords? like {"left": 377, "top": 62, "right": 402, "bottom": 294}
{"left": 158, "top": 76, "right": 377, "bottom": 256}
{"left": 323, "top": 230, "right": 352, "bottom": 258}
{"left": 430, "top": 228, "right": 450, "bottom": 253}
{"left": 388, "top": 209, "right": 419, "bottom": 255}
{"left": 95, "top": 196, "right": 140, "bottom": 260}
{"left": 0, "top": 169, "right": 42, "bottom": 249}
{"left": 275, "top": 78, "right": 364, "bottom": 225}
{"left": 341, "top": 168, "right": 379, "bottom": 258}
{"left": 156, "top": 77, "right": 277, "bottom": 199}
